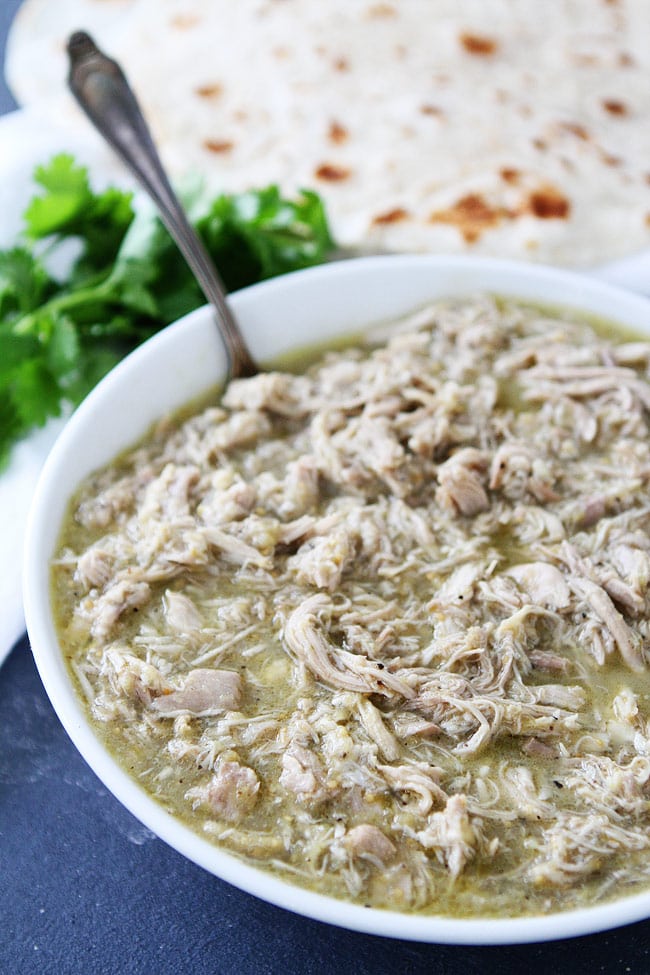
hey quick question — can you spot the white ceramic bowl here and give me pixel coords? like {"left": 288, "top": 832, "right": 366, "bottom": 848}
{"left": 23, "top": 254, "right": 650, "bottom": 944}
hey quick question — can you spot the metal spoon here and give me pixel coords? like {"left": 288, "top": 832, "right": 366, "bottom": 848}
{"left": 66, "top": 30, "right": 258, "bottom": 380}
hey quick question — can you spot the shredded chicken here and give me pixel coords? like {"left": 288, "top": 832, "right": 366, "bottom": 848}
{"left": 282, "top": 594, "right": 415, "bottom": 698}
{"left": 52, "top": 296, "right": 650, "bottom": 919}
{"left": 527, "top": 813, "right": 650, "bottom": 887}
{"left": 414, "top": 795, "right": 482, "bottom": 879}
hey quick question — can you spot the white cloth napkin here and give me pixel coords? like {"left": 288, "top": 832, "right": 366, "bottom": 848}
{"left": 0, "top": 105, "right": 120, "bottom": 667}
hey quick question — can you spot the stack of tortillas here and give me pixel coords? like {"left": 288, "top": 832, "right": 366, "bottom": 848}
{"left": 6, "top": 0, "right": 650, "bottom": 266}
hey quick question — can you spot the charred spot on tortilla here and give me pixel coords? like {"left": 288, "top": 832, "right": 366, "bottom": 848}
{"left": 459, "top": 32, "right": 498, "bottom": 55}
{"left": 194, "top": 83, "right": 223, "bottom": 99}
{"left": 602, "top": 98, "right": 628, "bottom": 115}
{"left": 203, "top": 139, "right": 235, "bottom": 154}
{"left": 314, "top": 163, "right": 351, "bottom": 182}
{"left": 170, "top": 13, "right": 201, "bottom": 30}
{"left": 365, "top": 4, "right": 398, "bottom": 18}
{"left": 327, "top": 120, "right": 349, "bottom": 144}
{"left": 372, "top": 207, "right": 410, "bottom": 225}
{"left": 557, "top": 121, "right": 591, "bottom": 141}
{"left": 600, "top": 150, "right": 624, "bottom": 167}
{"left": 429, "top": 194, "right": 510, "bottom": 243}
{"left": 500, "top": 168, "right": 521, "bottom": 184}
{"left": 526, "top": 186, "right": 571, "bottom": 220}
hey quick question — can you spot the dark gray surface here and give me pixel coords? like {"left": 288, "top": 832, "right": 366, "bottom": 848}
{"left": 2, "top": 3, "right": 650, "bottom": 972}
{"left": 4, "top": 640, "right": 650, "bottom": 974}
{"left": 0, "top": 0, "right": 18, "bottom": 114}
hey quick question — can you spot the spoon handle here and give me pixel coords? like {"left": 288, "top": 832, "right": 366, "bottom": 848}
{"left": 67, "top": 31, "right": 258, "bottom": 380}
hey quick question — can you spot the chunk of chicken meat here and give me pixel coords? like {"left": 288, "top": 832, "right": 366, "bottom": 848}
{"left": 344, "top": 824, "right": 396, "bottom": 864}
{"left": 187, "top": 761, "right": 260, "bottom": 823}
{"left": 435, "top": 448, "right": 490, "bottom": 516}
{"left": 152, "top": 669, "right": 242, "bottom": 716}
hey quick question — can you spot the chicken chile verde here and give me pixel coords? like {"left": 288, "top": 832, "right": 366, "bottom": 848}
{"left": 51, "top": 296, "right": 650, "bottom": 918}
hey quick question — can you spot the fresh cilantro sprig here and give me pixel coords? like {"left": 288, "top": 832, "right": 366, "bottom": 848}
{"left": 0, "top": 154, "right": 334, "bottom": 468}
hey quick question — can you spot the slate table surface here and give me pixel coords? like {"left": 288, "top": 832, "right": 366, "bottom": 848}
{"left": 2, "top": 3, "right": 650, "bottom": 971}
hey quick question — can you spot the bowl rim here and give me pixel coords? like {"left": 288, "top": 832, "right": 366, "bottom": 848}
{"left": 23, "top": 253, "right": 650, "bottom": 945}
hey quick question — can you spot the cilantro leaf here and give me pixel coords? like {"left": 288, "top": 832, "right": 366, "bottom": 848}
{"left": 0, "top": 153, "right": 335, "bottom": 469}
{"left": 0, "top": 325, "right": 41, "bottom": 382}
{"left": 24, "top": 153, "right": 134, "bottom": 273}
{"left": 198, "top": 186, "right": 334, "bottom": 291}
{"left": 46, "top": 314, "right": 80, "bottom": 377}
{"left": 0, "top": 393, "right": 21, "bottom": 470}
{"left": 11, "top": 359, "right": 62, "bottom": 428}
{"left": 23, "top": 154, "right": 93, "bottom": 238}
{"left": 0, "top": 247, "right": 54, "bottom": 318}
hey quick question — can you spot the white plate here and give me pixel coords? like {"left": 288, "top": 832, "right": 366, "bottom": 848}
{"left": 22, "top": 254, "right": 650, "bottom": 942}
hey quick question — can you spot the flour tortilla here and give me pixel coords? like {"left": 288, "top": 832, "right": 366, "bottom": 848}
{"left": 6, "top": 0, "right": 650, "bottom": 266}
